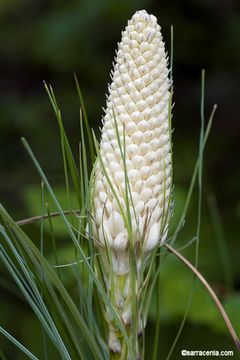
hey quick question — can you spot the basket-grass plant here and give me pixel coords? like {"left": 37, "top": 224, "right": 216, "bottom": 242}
{"left": 0, "top": 9, "right": 239, "bottom": 360}
{"left": 91, "top": 10, "right": 172, "bottom": 358}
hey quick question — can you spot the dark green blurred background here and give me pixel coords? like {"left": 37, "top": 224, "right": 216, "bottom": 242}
{"left": 0, "top": 0, "right": 240, "bottom": 359}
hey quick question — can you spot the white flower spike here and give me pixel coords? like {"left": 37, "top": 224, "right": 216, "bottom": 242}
{"left": 92, "top": 9, "right": 172, "bottom": 356}
{"left": 93, "top": 9, "right": 172, "bottom": 270}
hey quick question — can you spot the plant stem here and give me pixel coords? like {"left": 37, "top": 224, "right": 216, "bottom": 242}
{"left": 16, "top": 210, "right": 80, "bottom": 226}
{"left": 107, "top": 272, "right": 142, "bottom": 360}
{"left": 164, "top": 243, "right": 240, "bottom": 352}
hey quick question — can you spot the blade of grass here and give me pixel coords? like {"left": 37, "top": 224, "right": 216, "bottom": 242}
{"left": 0, "top": 327, "right": 39, "bottom": 360}
{"left": 20, "top": 137, "right": 131, "bottom": 354}
{"left": 44, "top": 83, "right": 82, "bottom": 210}
{"left": 40, "top": 181, "right": 49, "bottom": 360}
{"left": 0, "top": 209, "right": 103, "bottom": 360}
{"left": 74, "top": 72, "right": 95, "bottom": 163}
{"left": 170, "top": 103, "right": 217, "bottom": 244}
{"left": 165, "top": 70, "right": 206, "bottom": 360}
{"left": 164, "top": 243, "right": 240, "bottom": 352}
{"left": 112, "top": 111, "right": 139, "bottom": 355}
{"left": 0, "top": 228, "right": 72, "bottom": 360}
{"left": 45, "top": 202, "right": 61, "bottom": 280}
{"left": 207, "top": 193, "right": 234, "bottom": 288}
{"left": 80, "top": 109, "right": 94, "bottom": 335}
{"left": 152, "top": 254, "right": 161, "bottom": 360}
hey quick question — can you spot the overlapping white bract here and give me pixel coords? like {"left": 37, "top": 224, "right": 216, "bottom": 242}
{"left": 93, "top": 10, "right": 172, "bottom": 275}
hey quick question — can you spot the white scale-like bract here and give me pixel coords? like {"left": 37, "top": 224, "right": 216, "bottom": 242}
{"left": 93, "top": 10, "right": 172, "bottom": 276}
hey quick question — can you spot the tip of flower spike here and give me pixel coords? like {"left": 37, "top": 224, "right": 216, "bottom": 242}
{"left": 131, "top": 9, "right": 157, "bottom": 25}
{"left": 133, "top": 9, "right": 148, "bottom": 16}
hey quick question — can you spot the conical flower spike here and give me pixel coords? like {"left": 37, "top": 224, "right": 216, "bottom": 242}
{"left": 92, "top": 9, "right": 172, "bottom": 357}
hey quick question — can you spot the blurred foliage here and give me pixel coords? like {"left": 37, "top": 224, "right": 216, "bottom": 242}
{"left": 150, "top": 256, "right": 240, "bottom": 335}
{"left": 23, "top": 185, "right": 78, "bottom": 236}
{"left": 0, "top": 0, "right": 240, "bottom": 359}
